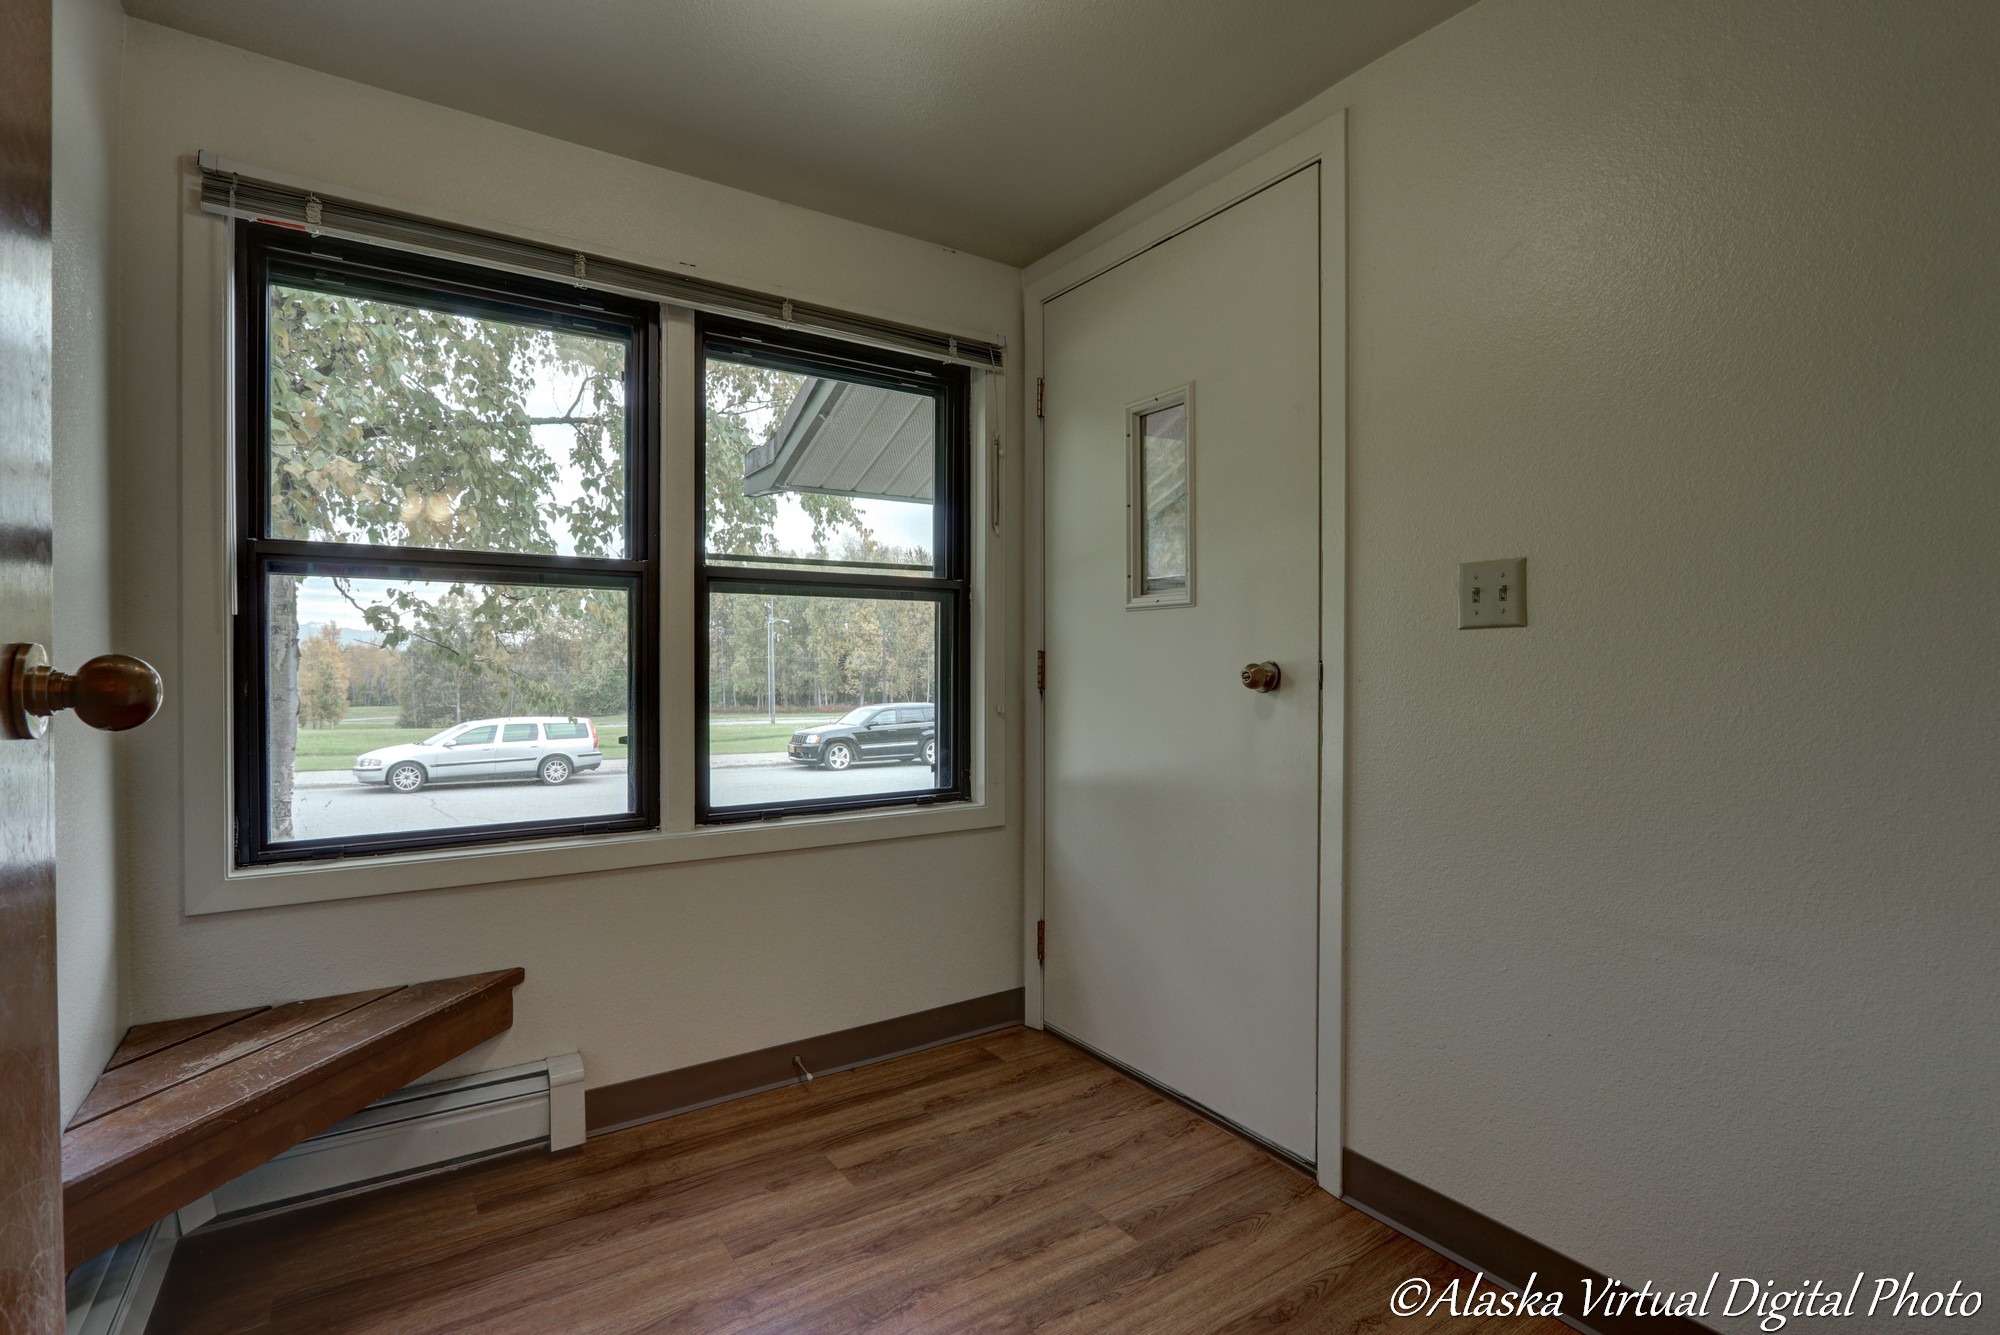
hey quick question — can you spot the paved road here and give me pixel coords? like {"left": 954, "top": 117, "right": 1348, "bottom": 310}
{"left": 288, "top": 757, "right": 942, "bottom": 841}
{"left": 711, "top": 758, "right": 939, "bottom": 809}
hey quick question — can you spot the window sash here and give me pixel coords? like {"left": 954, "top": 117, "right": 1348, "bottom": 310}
{"left": 233, "top": 552, "right": 660, "bottom": 866}
{"left": 700, "top": 320, "right": 971, "bottom": 585}
{"left": 695, "top": 573, "right": 972, "bottom": 822}
{"left": 695, "top": 316, "right": 972, "bottom": 824}
{"left": 233, "top": 224, "right": 662, "bottom": 867}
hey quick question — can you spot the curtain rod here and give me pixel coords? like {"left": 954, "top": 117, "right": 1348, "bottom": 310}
{"left": 194, "top": 153, "right": 1005, "bottom": 371}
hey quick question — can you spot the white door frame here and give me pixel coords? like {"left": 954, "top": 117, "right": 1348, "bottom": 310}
{"left": 1021, "top": 111, "right": 1347, "bottom": 1195}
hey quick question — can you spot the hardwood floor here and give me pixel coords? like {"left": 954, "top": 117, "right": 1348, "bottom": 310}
{"left": 151, "top": 1028, "right": 1568, "bottom": 1334}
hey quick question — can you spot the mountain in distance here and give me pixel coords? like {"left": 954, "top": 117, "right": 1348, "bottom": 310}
{"left": 296, "top": 622, "right": 391, "bottom": 649}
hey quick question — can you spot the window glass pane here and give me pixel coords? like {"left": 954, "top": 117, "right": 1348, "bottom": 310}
{"left": 268, "top": 283, "right": 629, "bottom": 557}
{"left": 705, "top": 358, "right": 936, "bottom": 576}
{"left": 1140, "top": 402, "right": 1189, "bottom": 594}
{"left": 266, "top": 572, "right": 633, "bottom": 845}
{"left": 707, "top": 590, "right": 942, "bottom": 809}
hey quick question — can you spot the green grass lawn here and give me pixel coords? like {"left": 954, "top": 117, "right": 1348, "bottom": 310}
{"left": 295, "top": 709, "right": 633, "bottom": 772}
{"left": 292, "top": 709, "right": 830, "bottom": 770}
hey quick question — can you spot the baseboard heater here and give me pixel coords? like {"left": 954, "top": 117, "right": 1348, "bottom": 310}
{"left": 185, "top": 1053, "right": 584, "bottom": 1232}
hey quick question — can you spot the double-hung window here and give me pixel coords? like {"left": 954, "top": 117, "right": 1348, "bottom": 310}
{"left": 229, "top": 219, "right": 979, "bottom": 874}
{"left": 698, "top": 318, "right": 971, "bottom": 820}
{"left": 233, "top": 224, "right": 659, "bottom": 864}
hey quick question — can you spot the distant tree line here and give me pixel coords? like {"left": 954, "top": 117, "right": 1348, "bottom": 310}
{"left": 295, "top": 588, "right": 630, "bottom": 732}
{"left": 708, "top": 538, "right": 937, "bottom": 716}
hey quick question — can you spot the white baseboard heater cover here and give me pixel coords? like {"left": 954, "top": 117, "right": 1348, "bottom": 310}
{"left": 190, "top": 1053, "right": 584, "bottom": 1231}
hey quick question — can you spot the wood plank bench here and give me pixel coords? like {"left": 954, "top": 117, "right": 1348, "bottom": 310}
{"left": 61, "top": 969, "right": 524, "bottom": 1267}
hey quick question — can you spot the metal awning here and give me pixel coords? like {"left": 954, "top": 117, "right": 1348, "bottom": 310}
{"left": 742, "top": 378, "right": 934, "bottom": 501}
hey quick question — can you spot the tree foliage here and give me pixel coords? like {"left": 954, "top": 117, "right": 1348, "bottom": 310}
{"left": 396, "top": 586, "right": 628, "bottom": 729}
{"left": 263, "top": 295, "right": 934, "bottom": 833}
{"left": 297, "top": 622, "right": 350, "bottom": 730}
{"left": 264, "top": 285, "right": 628, "bottom": 833}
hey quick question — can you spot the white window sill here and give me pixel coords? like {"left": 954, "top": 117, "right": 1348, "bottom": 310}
{"left": 187, "top": 798, "right": 1004, "bottom": 915}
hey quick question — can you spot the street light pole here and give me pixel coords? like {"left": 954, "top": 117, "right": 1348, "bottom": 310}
{"left": 765, "top": 600, "right": 790, "bottom": 725}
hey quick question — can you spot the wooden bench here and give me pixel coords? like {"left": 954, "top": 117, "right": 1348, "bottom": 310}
{"left": 61, "top": 969, "right": 525, "bottom": 1267}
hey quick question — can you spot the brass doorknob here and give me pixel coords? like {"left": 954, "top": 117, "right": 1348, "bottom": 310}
{"left": 3, "top": 643, "right": 164, "bottom": 741}
{"left": 1241, "top": 661, "right": 1282, "bottom": 693}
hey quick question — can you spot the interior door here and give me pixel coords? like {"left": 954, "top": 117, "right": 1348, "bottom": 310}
{"left": 0, "top": 0, "right": 63, "bottom": 1326}
{"left": 1043, "top": 167, "right": 1321, "bottom": 1161}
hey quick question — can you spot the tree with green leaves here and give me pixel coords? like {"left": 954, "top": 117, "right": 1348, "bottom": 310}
{"left": 267, "top": 293, "right": 916, "bottom": 830}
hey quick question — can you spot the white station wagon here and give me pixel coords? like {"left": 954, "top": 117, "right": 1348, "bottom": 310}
{"left": 352, "top": 716, "right": 604, "bottom": 793}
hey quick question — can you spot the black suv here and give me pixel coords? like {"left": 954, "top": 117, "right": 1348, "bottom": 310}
{"left": 787, "top": 703, "right": 937, "bottom": 770}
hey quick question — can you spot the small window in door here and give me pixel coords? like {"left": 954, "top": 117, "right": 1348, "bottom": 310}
{"left": 1127, "top": 386, "right": 1193, "bottom": 607}
{"left": 502, "top": 723, "right": 539, "bottom": 743}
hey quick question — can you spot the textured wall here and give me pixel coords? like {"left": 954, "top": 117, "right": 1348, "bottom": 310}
{"left": 1036, "top": 0, "right": 1998, "bottom": 1319}
{"left": 112, "top": 20, "right": 1023, "bottom": 1089}
{"left": 52, "top": 0, "right": 127, "bottom": 1121}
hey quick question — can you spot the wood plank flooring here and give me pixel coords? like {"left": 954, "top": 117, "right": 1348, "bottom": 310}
{"left": 151, "top": 1028, "right": 1569, "bottom": 1334}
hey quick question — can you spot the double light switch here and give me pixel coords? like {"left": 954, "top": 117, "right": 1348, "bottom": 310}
{"left": 1459, "top": 558, "right": 1525, "bottom": 628}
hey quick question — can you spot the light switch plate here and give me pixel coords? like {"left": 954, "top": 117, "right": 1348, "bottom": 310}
{"left": 1459, "top": 558, "right": 1525, "bottom": 628}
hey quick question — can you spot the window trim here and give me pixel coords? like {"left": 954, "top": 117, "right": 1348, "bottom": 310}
{"left": 694, "top": 315, "right": 974, "bottom": 823}
{"left": 174, "top": 174, "right": 1007, "bottom": 916}
{"left": 230, "top": 224, "right": 663, "bottom": 866}
{"left": 1125, "top": 383, "right": 1195, "bottom": 610}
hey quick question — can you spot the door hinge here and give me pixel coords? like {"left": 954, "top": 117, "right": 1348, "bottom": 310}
{"left": 1036, "top": 650, "right": 1045, "bottom": 694}
{"left": 1036, "top": 377, "right": 1045, "bottom": 419}
{"left": 1037, "top": 919, "right": 1046, "bottom": 964}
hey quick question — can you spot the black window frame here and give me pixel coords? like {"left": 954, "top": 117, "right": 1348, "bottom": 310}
{"left": 696, "top": 315, "right": 973, "bottom": 822}
{"left": 232, "top": 223, "right": 661, "bottom": 866}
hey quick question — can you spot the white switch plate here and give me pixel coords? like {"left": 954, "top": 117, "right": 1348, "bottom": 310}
{"left": 1459, "top": 558, "right": 1525, "bottom": 628}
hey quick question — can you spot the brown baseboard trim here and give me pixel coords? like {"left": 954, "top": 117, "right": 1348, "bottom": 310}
{"left": 583, "top": 988, "right": 1025, "bottom": 1136}
{"left": 1342, "top": 1151, "right": 1713, "bottom": 1335}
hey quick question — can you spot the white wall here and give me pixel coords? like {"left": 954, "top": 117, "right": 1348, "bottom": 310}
{"left": 1035, "top": 0, "right": 1998, "bottom": 1318}
{"left": 53, "top": 0, "right": 128, "bottom": 1122}
{"left": 113, "top": 20, "right": 1024, "bottom": 1090}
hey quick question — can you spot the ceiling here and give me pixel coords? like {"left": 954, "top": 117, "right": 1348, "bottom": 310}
{"left": 124, "top": 0, "right": 1477, "bottom": 266}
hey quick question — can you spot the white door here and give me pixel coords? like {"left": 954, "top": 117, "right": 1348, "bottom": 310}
{"left": 1043, "top": 167, "right": 1321, "bottom": 1161}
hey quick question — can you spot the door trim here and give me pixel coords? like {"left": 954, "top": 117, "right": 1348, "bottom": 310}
{"left": 1021, "top": 109, "right": 1347, "bottom": 1196}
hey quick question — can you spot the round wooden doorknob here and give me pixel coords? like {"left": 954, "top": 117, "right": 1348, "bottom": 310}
{"left": 3, "top": 644, "right": 165, "bottom": 740}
